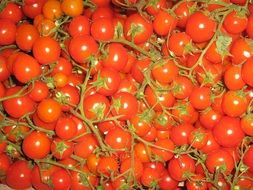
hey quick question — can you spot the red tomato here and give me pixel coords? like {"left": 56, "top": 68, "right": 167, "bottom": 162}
{"left": 51, "top": 138, "right": 74, "bottom": 160}
{"left": 189, "top": 87, "right": 212, "bottom": 110}
{"left": 120, "top": 157, "right": 143, "bottom": 179}
{"left": 241, "top": 114, "right": 253, "bottom": 136}
{"left": 186, "top": 12, "right": 216, "bottom": 43}
{"left": 51, "top": 169, "right": 71, "bottom": 190}
{"left": 97, "top": 156, "right": 118, "bottom": 176}
{"left": 0, "top": 18, "right": 16, "bottom": 45}
{"left": 6, "top": 160, "right": 32, "bottom": 189}
{"left": 22, "top": 131, "right": 51, "bottom": 159}
{"left": 170, "top": 123, "right": 194, "bottom": 146}
{"left": 243, "top": 146, "right": 253, "bottom": 173}
{"left": 223, "top": 11, "right": 248, "bottom": 34}
{"left": 29, "top": 81, "right": 49, "bottom": 102}
{"left": 124, "top": 13, "right": 153, "bottom": 44}
{"left": 0, "top": 3, "right": 23, "bottom": 23}
{"left": 168, "top": 155, "right": 196, "bottom": 181}
{"left": 213, "top": 116, "right": 245, "bottom": 147}
{"left": 224, "top": 65, "right": 245, "bottom": 90}
{"left": 242, "top": 57, "right": 253, "bottom": 87}
{"left": 68, "top": 15, "right": 90, "bottom": 37}
{"left": 91, "top": 17, "right": 114, "bottom": 41}
{"left": 141, "top": 167, "right": 160, "bottom": 187}
{"left": 151, "top": 139, "right": 175, "bottom": 161}
{"left": 55, "top": 116, "right": 77, "bottom": 140}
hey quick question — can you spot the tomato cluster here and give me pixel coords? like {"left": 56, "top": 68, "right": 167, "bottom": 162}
{"left": 1, "top": 0, "right": 253, "bottom": 189}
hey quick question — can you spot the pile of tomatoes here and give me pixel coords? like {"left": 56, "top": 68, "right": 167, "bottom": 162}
{"left": 2, "top": 0, "right": 253, "bottom": 189}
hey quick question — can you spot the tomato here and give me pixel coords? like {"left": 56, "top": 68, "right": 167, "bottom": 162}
{"left": 33, "top": 36, "right": 61, "bottom": 65}
{"left": 223, "top": 11, "right": 248, "bottom": 34}
{"left": 6, "top": 160, "right": 32, "bottom": 189}
{"left": 153, "top": 10, "right": 177, "bottom": 36}
{"left": 124, "top": 13, "right": 153, "bottom": 44}
{"left": 3, "top": 86, "right": 35, "bottom": 118}
{"left": 174, "top": 1, "right": 194, "bottom": 28}
{"left": 168, "top": 32, "right": 191, "bottom": 57}
{"left": 32, "top": 112, "right": 56, "bottom": 131}
{"left": 243, "top": 146, "right": 253, "bottom": 173}
{"left": 186, "top": 12, "right": 216, "bottom": 43}
{"left": 92, "top": 7, "right": 113, "bottom": 20}
{"left": 206, "top": 149, "right": 234, "bottom": 175}
{"left": 0, "top": 3, "right": 23, "bottom": 23}
{"left": 74, "top": 134, "right": 98, "bottom": 159}
{"left": 151, "top": 59, "right": 179, "bottom": 84}
{"left": 145, "top": 85, "right": 175, "bottom": 111}
{"left": 170, "top": 123, "right": 194, "bottom": 146}
{"left": 131, "top": 58, "right": 151, "bottom": 83}
{"left": 159, "top": 171, "right": 178, "bottom": 190}
{"left": 0, "top": 18, "right": 16, "bottom": 45}
{"left": 111, "top": 92, "right": 138, "bottom": 120}
{"left": 36, "top": 17, "right": 56, "bottom": 36}
{"left": 188, "top": 128, "right": 208, "bottom": 149}
{"left": 230, "top": 38, "right": 252, "bottom": 65}
{"left": 0, "top": 153, "right": 11, "bottom": 176}
{"left": 87, "top": 153, "right": 99, "bottom": 174}
{"left": 102, "top": 43, "right": 128, "bottom": 71}
{"left": 141, "top": 167, "right": 160, "bottom": 187}
{"left": 241, "top": 114, "right": 253, "bottom": 136}
{"left": 134, "top": 142, "right": 150, "bottom": 163}
{"left": 91, "top": 18, "right": 114, "bottom": 41}
{"left": 55, "top": 116, "right": 77, "bottom": 140}
{"left": 130, "top": 114, "right": 152, "bottom": 137}
{"left": 61, "top": 0, "right": 83, "bottom": 17}
{"left": 16, "top": 23, "right": 39, "bottom": 51}
{"left": 237, "top": 171, "right": 253, "bottom": 188}
{"left": 69, "top": 35, "right": 98, "bottom": 63}
{"left": 51, "top": 138, "right": 74, "bottom": 160}
{"left": 171, "top": 76, "right": 194, "bottom": 99}
{"left": 246, "top": 14, "right": 253, "bottom": 38}
{"left": 22, "top": 131, "right": 51, "bottom": 159}
{"left": 37, "top": 98, "right": 62, "bottom": 123}
{"left": 97, "top": 156, "right": 118, "bottom": 176}
{"left": 242, "top": 57, "right": 253, "bottom": 87}
{"left": 91, "top": 0, "right": 110, "bottom": 7}
{"left": 68, "top": 15, "right": 90, "bottom": 37}
{"left": 151, "top": 139, "right": 174, "bottom": 161}
{"left": 52, "top": 57, "right": 73, "bottom": 76}
{"left": 213, "top": 116, "right": 245, "bottom": 147}
{"left": 168, "top": 154, "right": 196, "bottom": 181}
{"left": 120, "top": 157, "right": 143, "bottom": 179}
{"left": 199, "top": 108, "right": 222, "bottom": 130}
{"left": 186, "top": 175, "right": 208, "bottom": 190}
{"left": 224, "top": 65, "right": 245, "bottom": 90}
{"left": 22, "top": 0, "right": 46, "bottom": 19}
{"left": 189, "top": 87, "right": 212, "bottom": 110}
{"left": 13, "top": 53, "right": 41, "bottom": 83}
{"left": 42, "top": 0, "right": 62, "bottom": 20}
{"left": 3, "top": 124, "right": 30, "bottom": 142}
{"left": 145, "top": 0, "right": 167, "bottom": 15}
{"left": 221, "top": 90, "right": 248, "bottom": 117}
{"left": 51, "top": 169, "right": 71, "bottom": 190}
{"left": 0, "top": 55, "right": 10, "bottom": 81}
{"left": 105, "top": 127, "right": 131, "bottom": 150}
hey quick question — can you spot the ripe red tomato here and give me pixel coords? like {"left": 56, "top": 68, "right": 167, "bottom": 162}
{"left": 170, "top": 123, "right": 194, "bottom": 146}
{"left": 69, "top": 35, "right": 98, "bottom": 63}
{"left": 51, "top": 138, "right": 74, "bottom": 160}
{"left": 3, "top": 86, "right": 35, "bottom": 118}
{"left": 0, "top": 3, "right": 23, "bottom": 23}
{"left": 242, "top": 57, "right": 253, "bottom": 87}
{"left": 120, "top": 157, "right": 143, "bottom": 179}
{"left": 141, "top": 167, "right": 160, "bottom": 187}
{"left": 186, "top": 11, "right": 216, "bottom": 43}
{"left": 0, "top": 18, "right": 16, "bottom": 45}
{"left": 189, "top": 87, "right": 212, "bottom": 110}
{"left": 105, "top": 127, "right": 131, "bottom": 149}
{"left": 168, "top": 155, "right": 196, "bottom": 181}
{"left": 97, "top": 156, "right": 118, "bottom": 176}
{"left": 51, "top": 169, "right": 71, "bottom": 190}
{"left": 33, "top": 36, "right": 61, "bottom": 64}
{"left": 213, "top": 116, "right": 245, "bottom": 147}
{"left": 224, "top": 65, "right": 245, "bottom": 90}
{"left": 37, "top": 98, "right": 62, "bottom": 123}
{"left": 124, "top": 13, "right": 153, "bottom": 44}
{"left": 68, "top": 15, "right": 90, "bottom": 37}
{"left": 61, "top": 0, "right": 83, "bottom": 17}
{"left": 55, "top": 116, "right": 77, "bottom": 140}
{"left": 206, "top": 149, "right": 234, "bottom": 174}
{"left": 91, "top": 17, "right": 114, "bottom": 41}
{"left": 223, "top": 11, "right": 248, "bottom": 34}
{"left": 151, "top": 139, "right": 175, "bottom": 161}
{"left": 22, "top": 131, "right": 51, "bottom": 159}
{"left": 159, "top": 171, "right": 179, "bottom": 190}
{"left": 243, "top": 146, "right": 253, "bottom": 173}
{"left": 6, "top": 160, "right": 32, "bottom": 189}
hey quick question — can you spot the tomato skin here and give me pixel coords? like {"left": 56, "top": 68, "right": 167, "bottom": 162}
{"left": 189, "top": 87, "right": 212, "bottom": 110}
{"left": 243, "top": 146, "right": 253, "bottom": 173}
{"left": 55, "top": 116, "right": 77, "bottom": 140}
{"left": 22, "top": 0, "right": 46, "bottom": 19}
{"left": 0, "top": 19, "right": 16, "bottom": 45}
{"left": 230, "top": 38, "right": 252, "bottom": 65}
{"left": 241, "top": 114, "right": 253, "bottom": 136}
{"left": 141, "top": 167, "right": 160, "bottom": 187}
{"left": 131, "top": 58, "right": 151, "bottom": 83}
{"left": 151, "top": 139, "right": 175, "bottom": 161}
{"left": 213, "top": 116, "right": 245, "bottom": 148}
{"left": 3, "top": 86, "right": 35, "bottom": 118}
{"left": 120, "top": 157, "right": 143, "bottom": 179}
{"left": 6, "top": 160, "right": 32, "bottom": 189}
{"left": 61, "top": 0, "right": 83, "bottom": 17}
{"left": 105, "top": 127, "right": 131, "bottom": 150}
{"left": 153, "top": 10, "right": 177, "bottom": 36}
{"left": 237, "top": 171, "right": 253, "bottom": 188}
{"left": 42, "top": 0, "right": 62, "bottom": 20}
{"left": 111, "top": 92, "right": 138, "bottom": 121}
{"left": 51, "top": 169, "right": 71, "bottom": 190}
{"left": 206, "top": 149, "right": 234, "bottom": 175}
{"left": 91, "top": 18, "right": 114, "bottom": 41}
{"left": 69, "top": 35, "right": 98, "bottom": 63}
{"left": 97, "top": 156, "right": 118, "bottom": 176}
{"left": 186, "top": 12, "right": 216, "bottom": 43}
{"left": 158, "top": 171, "right": 179, "bottom": 190}
{"left": 199, "top": 108, "right": 222, "bottom": 130}
{"left": 33, "top": 36, "right": 61, "bottom": 65}
{"left": 170, "top": 123, "right": 194, "bottom": 146}
{"left": 0, "top": 153, "right": 11, "bottom": 176}
{"left": 16, "top": 23, "right": 39, "bottom": 51}
{"left": 102, "top": 43, "right": 128, "bottom": 71}
{"left": 74, "top": 134, "right": 98, "bottom": 159}
{"left": 151, "top": 60, "right": 179, "bottom": 84}
{"left": 168, "top": 155, "right": 196, "bottom": 181}
{"left": 124, "top": 13, "right": 153, "bottom": 44}
{"left": 22, "top": 131, "right": 51, "bottom": 159}
{"left": 223, "top": 11, "right": 248, "bottom": 34}
{"left": 242, "top": 57, "right": 253, "bottom": 87}
{"left": 69, "top": 15, "right": 90, "bottom": 37}
{"left": 246, "top": 14, "right": 253, "bottom": 38}
{"left": 13, "top": 53, "right": 42, "bottom": 83}
{"left": 0, "top": 56, "right": 10, "bottom": 81}
{"left": 174, "top": 1, "right": 194, "bottom": 28}
{"left": 83, "top": 93, "right": 110, "bottom": 120}
{"left": 221, "top": 90, "right": 248, "bottom": 117}
{"left": 186, "top": 175, "right": 208, "bottom": 190}
{"left": 224, "top": 65, "right": 245, "bottom": 90}
{"left": 0, "top": 3, "right": 23, "bottom": 23}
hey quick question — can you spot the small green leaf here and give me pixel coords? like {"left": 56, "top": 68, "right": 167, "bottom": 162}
{"left": 216, "top": 35, "right": 232, "bottom": 58}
